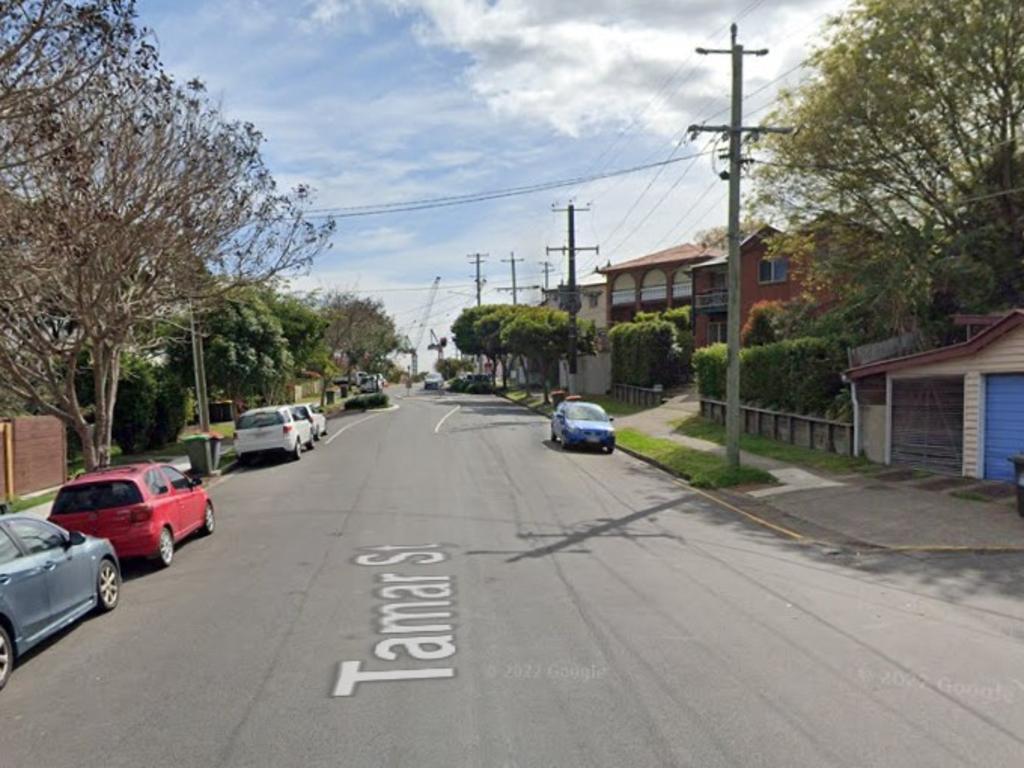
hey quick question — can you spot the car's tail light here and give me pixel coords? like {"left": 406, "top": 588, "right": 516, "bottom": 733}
{"left": 129, "top": 504, "right": 153, "bottom": 524}
{"left": 283, "top": 424, "right": 294, "bottom": 434}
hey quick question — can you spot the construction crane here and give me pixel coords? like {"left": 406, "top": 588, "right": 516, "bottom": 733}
{"left": 428, "top": 329, "right": 447, "bottom": 362}
{"left": 408, "top": 277, "right": 441, "bottom": 377}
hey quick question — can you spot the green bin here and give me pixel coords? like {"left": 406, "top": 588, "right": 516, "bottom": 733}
{"left": 183, "top": 433, "right": 223, "bottom": 476}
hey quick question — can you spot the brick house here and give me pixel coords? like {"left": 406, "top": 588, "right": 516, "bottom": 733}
{"left": 598, "top": 243, "right": 721, "bottom": 325}
{"left": 692, "top": 225, "right": 807, "bottom": 347}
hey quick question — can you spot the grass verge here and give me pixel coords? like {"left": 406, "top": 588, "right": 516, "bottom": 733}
{"left": 674, "top": 416, "right": 875, "bottom": 475}
{"left": 7, "top": 490, "right": 58, "bottom": 514}
{"left": 617, "top": 428, "right": 776, "bottom": 489}
{"left": 578, "top": 394, "right": 652, "bottom": 417}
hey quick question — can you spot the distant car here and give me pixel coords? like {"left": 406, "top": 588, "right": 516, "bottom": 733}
{"left": 550, "top": 401, "right": 616, "bottom": 453}
{"left": 359, "top": 375, "right": 381, "bottom": 393}
{"left": 49, "top": 463, "right": 215, "bottom": 568}
{"left": 235, "top": 406, "right": 313, "bottom": 464}
{"left": 423, "top": 373, "right": 443, "bottom": 391}
{"left": 0, "top": 515, "right": 120, "bottom": 692}
{"left": 291, "top": 404, "right": 328, "bottom": 440}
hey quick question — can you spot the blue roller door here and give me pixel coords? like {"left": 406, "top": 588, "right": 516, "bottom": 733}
{"left": 984, "top": 374, "right": 1024, "bottom": 482}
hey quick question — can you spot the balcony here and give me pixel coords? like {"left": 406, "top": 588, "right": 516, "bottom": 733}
{"left": 695, "top": 289, "right": 727, "bottom": 312}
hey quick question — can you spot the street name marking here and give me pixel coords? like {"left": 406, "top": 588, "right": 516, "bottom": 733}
{"left": 332, "top": 544, "right": 457, "bottom": 697}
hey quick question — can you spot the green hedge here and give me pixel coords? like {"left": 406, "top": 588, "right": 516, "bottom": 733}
{"left": 345, "top": 393, "right": 389, "bottom": 410}
{"left": 692, "top": 343, "right": 727, "bottom": 400}
{"left": 693, "top": 337, "right": 846, "bottom": 417}
{"left": 610, "top": 319, "right": 682, "bottom": 387}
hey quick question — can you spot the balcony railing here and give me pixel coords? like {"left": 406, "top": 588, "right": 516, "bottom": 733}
{"left": 695, "top": 289, "right": 728, "bottom": 311}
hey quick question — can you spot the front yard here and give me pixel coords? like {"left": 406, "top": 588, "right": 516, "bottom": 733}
{"left": 674, "top": 416, "right": 876, "bottom": 475}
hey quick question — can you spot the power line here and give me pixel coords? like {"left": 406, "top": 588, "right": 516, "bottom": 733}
{"left": 301, "top": 150, "right": 714, "bottom": 220}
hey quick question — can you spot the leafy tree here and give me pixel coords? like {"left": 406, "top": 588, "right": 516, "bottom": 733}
{"left": 757, "top": 0, "right": 1024, "bottom": 343}
{"left": 202, "top": 293, "right": 293, "bottom": 415}
{"left": 435, "top": 357, "right": 474, "bottom": 380}
{"left": 500, "top": 307, "right": 594, "bottom": 403}
{"left": 110, "top": 356, "right": 157, "bottom": 455}
{"left": 322, "top": 291, "right": 398, "bottom": 376}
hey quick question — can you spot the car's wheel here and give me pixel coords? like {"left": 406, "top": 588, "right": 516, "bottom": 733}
{"left": 291, "top": 441, "right": 302, "bottom": 462}
{"left": 305, "top": 435, "right": 315, "bottom": 450}
{"left": 313, "top": 430, "right": 320, "bottom": 442}
{"left": 96, "top": 558, "right": 120, "bottom": 612}
{"left": 0, "top": 623, "right": 12, "bottom": 692}
{"left": 156, "top": 526, "right": 174, "bottom": 568}
{"left": 550, "top": 429, "right": 558, "bottom": 443}
{"left": 201, "top": 501, "right": 215, "bottom": 536}
{"left": 605, "top": 444, "right": 615, "bottom": 454}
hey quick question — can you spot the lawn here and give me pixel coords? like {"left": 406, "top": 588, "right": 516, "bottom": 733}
{"left": 616, "top": 428, "right": 777, "bottom": 489}
{"left": 673, "top": 416, "right": 875, "bottom": 475}
{"left": 578, "top": 394, "right": 651, "bottom": 417}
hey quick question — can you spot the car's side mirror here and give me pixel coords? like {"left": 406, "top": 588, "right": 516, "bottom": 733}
{"left": 66, "top": 530, "right": 86, "bottom": 547}
{"left": 609, "top": 417, "right": 615, "bottom": 422}
{"left": 190, "top": 476, "right": 203, "bottom": 488}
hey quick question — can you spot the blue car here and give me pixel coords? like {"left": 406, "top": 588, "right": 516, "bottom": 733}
{"left": 551, "top": 401, "right": 616, "bottom": 453}
{"left": 0, "top": 516, "right": 120, "bottom": 692}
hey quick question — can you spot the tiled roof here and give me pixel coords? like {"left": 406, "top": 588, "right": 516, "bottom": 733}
{"left": 599, "top": 243, "right": 722, "bottom": 274}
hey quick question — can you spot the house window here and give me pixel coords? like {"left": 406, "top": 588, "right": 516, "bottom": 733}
{"left": 758, "top": 257, "right": 789, "bottom": 284}
{"left": 587, "top": 292, "right": 599, "bottom": 308}
{"left": 672, "top": 272, "right": 692, "bottom": 299}
{"left": 708, "top": 321, "right": 727, "bottom": 343}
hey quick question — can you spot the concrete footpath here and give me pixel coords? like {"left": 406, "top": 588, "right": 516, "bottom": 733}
{"left": 617, "top": 396, "right": 1024, "bottom": 552}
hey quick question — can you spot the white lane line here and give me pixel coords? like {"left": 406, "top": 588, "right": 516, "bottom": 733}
{"left": 434, "top": 405, "right": 461, "bottom": 434}
{"left": 325, "top": 406, "right": 399, "bottom": 445}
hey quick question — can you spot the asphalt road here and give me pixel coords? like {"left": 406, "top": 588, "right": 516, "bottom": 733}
{"left": 4, "top": 391, "right": 1024, "bottom": 767}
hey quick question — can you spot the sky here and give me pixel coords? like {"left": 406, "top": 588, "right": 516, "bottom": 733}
{"left": 138, "top": 0, "right": 848, "bottom": 364}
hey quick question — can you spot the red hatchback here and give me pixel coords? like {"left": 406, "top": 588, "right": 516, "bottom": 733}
{"left": 49, "top": 464, "right": 215, "bottom": 568}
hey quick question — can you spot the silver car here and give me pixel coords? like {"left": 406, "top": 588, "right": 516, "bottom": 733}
{"left": 0, "top": 516, "right": 120, "bottom": 692}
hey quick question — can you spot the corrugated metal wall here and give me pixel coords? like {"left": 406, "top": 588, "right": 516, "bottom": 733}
{"left": 890, "top": 377, "right": 964, "bottom": 475}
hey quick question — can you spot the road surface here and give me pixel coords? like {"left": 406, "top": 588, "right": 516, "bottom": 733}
{"left": 4, "top": 392, "right": 1024, "bottom": 767}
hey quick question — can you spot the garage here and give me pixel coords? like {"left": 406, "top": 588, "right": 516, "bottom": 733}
{"left": 848, "top": 310, "right": 1024, "bottom": 481}
{"left": 984, "top": 374, "right": 1024, "bottom": 482}
{"left": 890, "top": 377, "right": 964, "bottom": 475}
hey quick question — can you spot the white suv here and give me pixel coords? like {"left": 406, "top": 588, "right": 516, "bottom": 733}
{"left": 235, "top": 406, "right": 313, "bottom": 464}
{"left": 291, "top": 403, "right": 328, "bottom": 441}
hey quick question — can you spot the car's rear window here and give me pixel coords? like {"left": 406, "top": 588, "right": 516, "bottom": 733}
{"left": 52, "top": 481, "right": 144, "bottom": 514}
{"left": 237, "top": 411, "right": 284, "bottom": 430}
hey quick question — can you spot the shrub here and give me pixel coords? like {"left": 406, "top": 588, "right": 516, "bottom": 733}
{"left": 742, "top": 300, "right": 783, "bottom": 346}
{"left": 148, "top": 372, "right": 188, "bottom": 448}
{"left": 345, "top": 393, "right": 389, "bottom": 410}
{"left": 662, "top": 306, "right": 691, "bottom": 334}
{"left": 467, "top": 382, "right": 492, "bottom": 394}
{"left": 693, "top": 344, "right": 727, "bottom": 399}
{"left": 610, "top": 319, "right": 680, "bottom": 387}
{"left": 696, "top": 337, "right": 847, "bottom": 416}
{"left": 112, "top": 356, "right": 158, "bottom": 454}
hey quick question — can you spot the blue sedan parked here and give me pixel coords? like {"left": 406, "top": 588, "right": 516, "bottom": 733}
{"left": 551, "top": 401, "right": 616, "bottom": 453}
{"left": 0, "top": 516, "right": 120, "bottom": 692}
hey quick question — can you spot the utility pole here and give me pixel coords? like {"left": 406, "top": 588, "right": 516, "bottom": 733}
{"left": 467, "top": 253, "right": 487, "bottom": 306}
{"left": 689, "top": 24, "right": 792, "bottom": 468}
{"left": 548, "top": 204, "right": 598, "bottom": 395}
{"left": 538, "top": 260, "right": 554, "bottom": 290}
{"left": 495, "top": 250, "right": 528, "bottom": 303}
{"left": 188, "top": 302, "right": 211, "bottom": 431}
